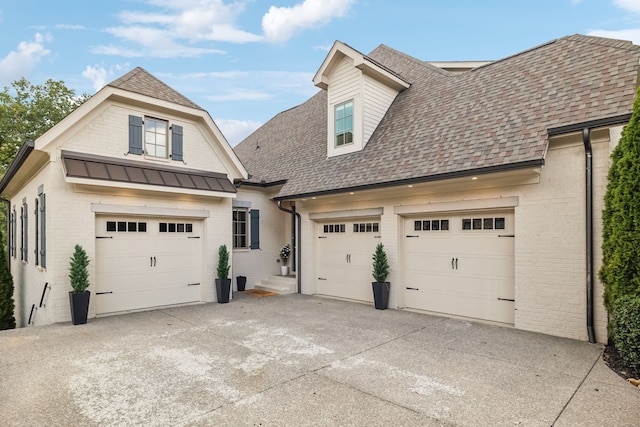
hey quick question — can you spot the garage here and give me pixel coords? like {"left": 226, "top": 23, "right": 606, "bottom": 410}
{"left": 403, "top": 210, "right": 515, "bottom": 324}
{"left": 95, "top": 216, "right": 203, "bottom": 315}
{"left": 316, "top": 218, "right": 381, "bottom": 303}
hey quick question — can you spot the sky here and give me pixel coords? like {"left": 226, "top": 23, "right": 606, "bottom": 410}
{"left": 1, "top": 0, "right": 640, "bottom": 146}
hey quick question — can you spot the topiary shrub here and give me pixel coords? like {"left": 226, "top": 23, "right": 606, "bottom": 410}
{"left": 600, "top": 86, "right": 640, "bottom": 311}
{"left": 372, "top": 243, "right": 389, "bottom": 283}
{"left": 69, "top": 244, "right": 90, "bottom": 293}
{"left": 609, "top": 295, "right": 640, "bottom": 372}
{"left": 216, "top": 244, "right": 230, "bottom": 279}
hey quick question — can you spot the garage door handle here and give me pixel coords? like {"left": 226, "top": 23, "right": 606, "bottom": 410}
{"left": 451, "top": 258, "right": 455, "bottom": 269}
{"left": 150, "top": 256, "right": 153, "bottom": 267}
{"left": 406, "top": 287, "right": 419, "bottom": 290}
{"left": 153, "top": 256, "right": 156, "bottom": 266}
{"left": 96, "top": 291, "right": 113, "bottom": 295}
{"left": 498, "top": 298, "right": 515, "bottom": 302}
{"left": 455, "top": 258, "right": 458, "bottom": 269}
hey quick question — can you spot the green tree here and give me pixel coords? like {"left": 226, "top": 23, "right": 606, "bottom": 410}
{"left": 0, "top": 78, "right": 89, "bottom": 172}
{"left": 0, "top": 230, "right": 16, "bottom": 330}
{"left": 600, "top": 86, "right": 640, "bottom": 311}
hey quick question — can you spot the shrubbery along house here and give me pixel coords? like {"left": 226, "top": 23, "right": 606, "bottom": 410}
{"left": 3, "top": 35, "right": 639, "bottom": 344}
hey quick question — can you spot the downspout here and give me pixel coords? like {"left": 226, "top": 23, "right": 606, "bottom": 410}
{"left": 583, "top": 128, "right": 596, "bottom": 344}
{"left": 277, "top": 201, "right": 302, "bottom": 294}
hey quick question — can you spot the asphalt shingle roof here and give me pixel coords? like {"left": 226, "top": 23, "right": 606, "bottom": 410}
{"left": 235, "top": 35, "right": 640, "bottom": 199}
{"left": 107, "top": 67, "right": 203, "bottom": 111}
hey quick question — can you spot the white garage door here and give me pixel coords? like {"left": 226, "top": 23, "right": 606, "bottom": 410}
{"left": 316, "top": 219, "right": 381, "bottom": 303}
{"left": 403, "top": 211, "right": 515, "bottom": 324}
{"left": 95, "top": 216, "right": 203, "bottom": 315}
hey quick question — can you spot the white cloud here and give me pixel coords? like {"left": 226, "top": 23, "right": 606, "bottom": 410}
{"left": 55, "top": 24, "right": 87, "bottom": 30}
{"left": 614, "top": 0, "right": 640, "bottom": 13}
{"left": 587, "top": 28, "right": 640, "bottom": 44}
{"left": 262, "top": 0, "right": 355, "bottom": 43}
{"left": 214, "top": 118, "right": 263, "bottom": 146}
{"left": 208, "top": 90, "right": 272, "bottom": 101}
{"left": 94, "top": 0, "right": 261, "bottom": 58}
{"left": 82, "top": 66, "right": 108, "bottom": 92}
{"left": 0, "top": 33, "right": 51, "bottom": 86}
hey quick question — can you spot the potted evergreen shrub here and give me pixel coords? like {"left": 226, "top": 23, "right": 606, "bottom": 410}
{"left": 371, "top": 243, "right": 390, "bottom": 310}
{"left": 279, "top": 243, "right": 291, "bottom": 276}
{"left": 215, "top": 244, "right": 231, "bottom": 303}
{"left": 69, "top": 244, "right": 90, "bottom": 324}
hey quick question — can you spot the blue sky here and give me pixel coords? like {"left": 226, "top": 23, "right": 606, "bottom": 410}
{"left": 1, "top": 0, "right": 639, "bottom": 145}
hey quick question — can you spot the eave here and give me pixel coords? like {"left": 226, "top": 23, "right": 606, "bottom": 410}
{"left": 0, "top": 141, "right": 50, "bottom": 197}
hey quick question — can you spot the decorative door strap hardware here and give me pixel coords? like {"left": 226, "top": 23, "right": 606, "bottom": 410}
{"left": 318, "top": 277, "right": 327, "bottom": 280}
{"left": 498, "top": 235, "right": 515, "bottom": 238}
{"left": 406, "top": 287, "right": 419, "bottom": 290}
{"left": 318, "top": 236, "right": 327, "bottom": 239}
{"left": 187, "top": 283, "right": 201, "bottom": 286}
{"left": 96, "top": 236, "right": 113, "bottom": 239}
{"left": 187, "top": 236, "right": 201, "bottom": 239}
{"left": 406, "top": 235, "right": 419, "bottom": 238}
{"left": 497, "top": 298, "right": 515, "bottom": 302}
{"left": 96, "top": 291, "right": 114, "bottom": 295}
{"left": 374, "top": 235, "right": 381, "bottom": 238}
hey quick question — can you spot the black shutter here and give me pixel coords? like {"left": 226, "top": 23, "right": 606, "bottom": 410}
{"left": 128, "top": 115, "right": 143, "bottom": 155}
{"left": 34, "top": 198, "right": 39, "bottom": 266}
{"left": 39, "top": 189, "right": 46, "bottom": 268}
{"left": 171, "top": 125, "right": 183, "bottom": 161}
{"left": 250, "top": 209, "right": 260, "bottom": 249}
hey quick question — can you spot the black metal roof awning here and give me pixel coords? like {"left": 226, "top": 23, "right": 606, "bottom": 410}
{"left": 62, "top": 150, "right": 236, "bottom": 194}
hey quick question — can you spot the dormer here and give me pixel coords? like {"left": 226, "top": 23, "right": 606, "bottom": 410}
{"left": 314, "top": 41, "right": 410, "bottom": 158}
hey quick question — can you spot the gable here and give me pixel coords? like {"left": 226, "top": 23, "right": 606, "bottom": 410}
{"left": 1, "top": 68, "right": 247, "bottom": 198}
{"left": 316, "top": 41, "right": 410, "bottom": 158}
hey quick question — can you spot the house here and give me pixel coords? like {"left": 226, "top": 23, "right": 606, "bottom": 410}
{"left": 233, "top": 35, "right": 640, "bottom": 344}
{"left": 0, "top": 67, "right": 247, "bottom": 326}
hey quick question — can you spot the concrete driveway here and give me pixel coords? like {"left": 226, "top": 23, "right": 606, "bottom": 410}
{"left": 1, "top": 293, "right": 638, "bottom": 426}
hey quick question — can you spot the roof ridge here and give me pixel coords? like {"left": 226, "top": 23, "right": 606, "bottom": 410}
{"left": 370, "top": 44, "right": 453, "bottom": 77}
{"left": 565, "top": 33, "right": 640, "bottom": 51}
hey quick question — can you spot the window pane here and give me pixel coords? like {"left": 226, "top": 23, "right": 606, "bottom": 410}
{"left": 159, "top": 223, "right": 167, "bottom": 232}
{"left": 336, "top": 118, "right": 344, "bottom": 133}
{"left": 128, "top": 222, "right": 137, "bottom": 232}
{"left": 138, "top": 222, "right": 147, "bottom": 232}
{"left": 107, "top": 221, "right": 116, "bottom": 232}
{"left": 462, "top": 219, "right": 471, "bottom": 230}
{"left": 473, "top": 218, "right": 482, "bottom": 230}
{"left": 177, "top": 223, "right": 185, "bottom": 232}
{"left": 336, "top": 134, "right": 344, "bottom": 146}
{"left": 495, "top": 217, "right": 505, "bottom": 229}
{"left": 186, "top": 223, "right": 193, "bottom": 233}
{"left": 345, "top": 132, "right": 353, "bottom": 144}
{"left": 441, "top": 220, "right": 449, "bottom": 230}
{"left": 431, "top": 220, "right": 440, "bottom": 231}
{"left": 118, "top": 221, "right": 126, "bottom": 232}
{"left": 414, "top": 221, "right": 421, "bottom": 231}
{"left": 423, "top": 220, "right": 430, "bottom": 231}
{"left": 483, "top": 218, "right": 494, "bottom": 230}
{"left": 169, "top": 223, "right": 176, "bottom": 232}
{"left": 336, "top": 104, "right": 344, "bottom": 119}
{"left": 156, "top": 145, "right": 166, "bottom": 158}
{"left": 373, "top": 223, "right": 379, "bottom": 232}
{"left": 345, "top": 116, "right": 353, "bottom": 131}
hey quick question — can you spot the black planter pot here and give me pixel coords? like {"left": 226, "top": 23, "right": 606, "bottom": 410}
{"left": 372, "top": 282, "right": 390, "bottom": 310}
{"left": 69, "top": 291, "right": 90, "bottom": 325}
{"left": 216, "top": 278, "right": 231, "bottom": 303}
{"left": 236, "top": 276, "right": 247, "bottom": 292}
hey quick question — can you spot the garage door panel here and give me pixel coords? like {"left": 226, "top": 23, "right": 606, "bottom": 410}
{"left": 403, "top": 211, "right": 515, "bottom": 324}
{"left": 95, "top": 216, "right": 203, "bottom": 315}
{"left": 317, "top": 219, "right": 379, "bottom": 303}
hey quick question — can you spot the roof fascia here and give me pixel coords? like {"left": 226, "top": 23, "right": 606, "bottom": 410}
{"left": 0, "top": 141, "right": 35, "bottom": 194}
{"left": 547, "top": 113, "right": 631, "bottom": 136}
{"left": 274, "top": 159, "right": 545, "bottom": 201}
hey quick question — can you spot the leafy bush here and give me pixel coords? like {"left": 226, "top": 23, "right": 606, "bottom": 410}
{"left": 217, "top": 245, "right": 230, "bottom": 279}
{"left": 372, "top": 243, "right": 389, "bottom": 283}
{"left": 69, "top": 244, "right": 90, "bottom": 293}
{"left": 609, "top": 295, "right": 640, "bottom": 371}
{"left": 600, "top": 86, "right": 640, "bottom": 310}
{"left": 0, "top": 238, "right": 16, "bottom": 330}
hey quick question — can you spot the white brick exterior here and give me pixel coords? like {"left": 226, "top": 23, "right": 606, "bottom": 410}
{"left": 287, "top": 127, "right": 618, "bottom": 343}
{"left": 6, "top": 88, "right": 245, "bottom": 327}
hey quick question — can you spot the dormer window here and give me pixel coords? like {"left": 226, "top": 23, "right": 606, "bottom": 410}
{"left": 144, "top": 117, "right": 168, "bottom": 158}
{"left": 335, "top": 100, "right": 354, "bottom": 147}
